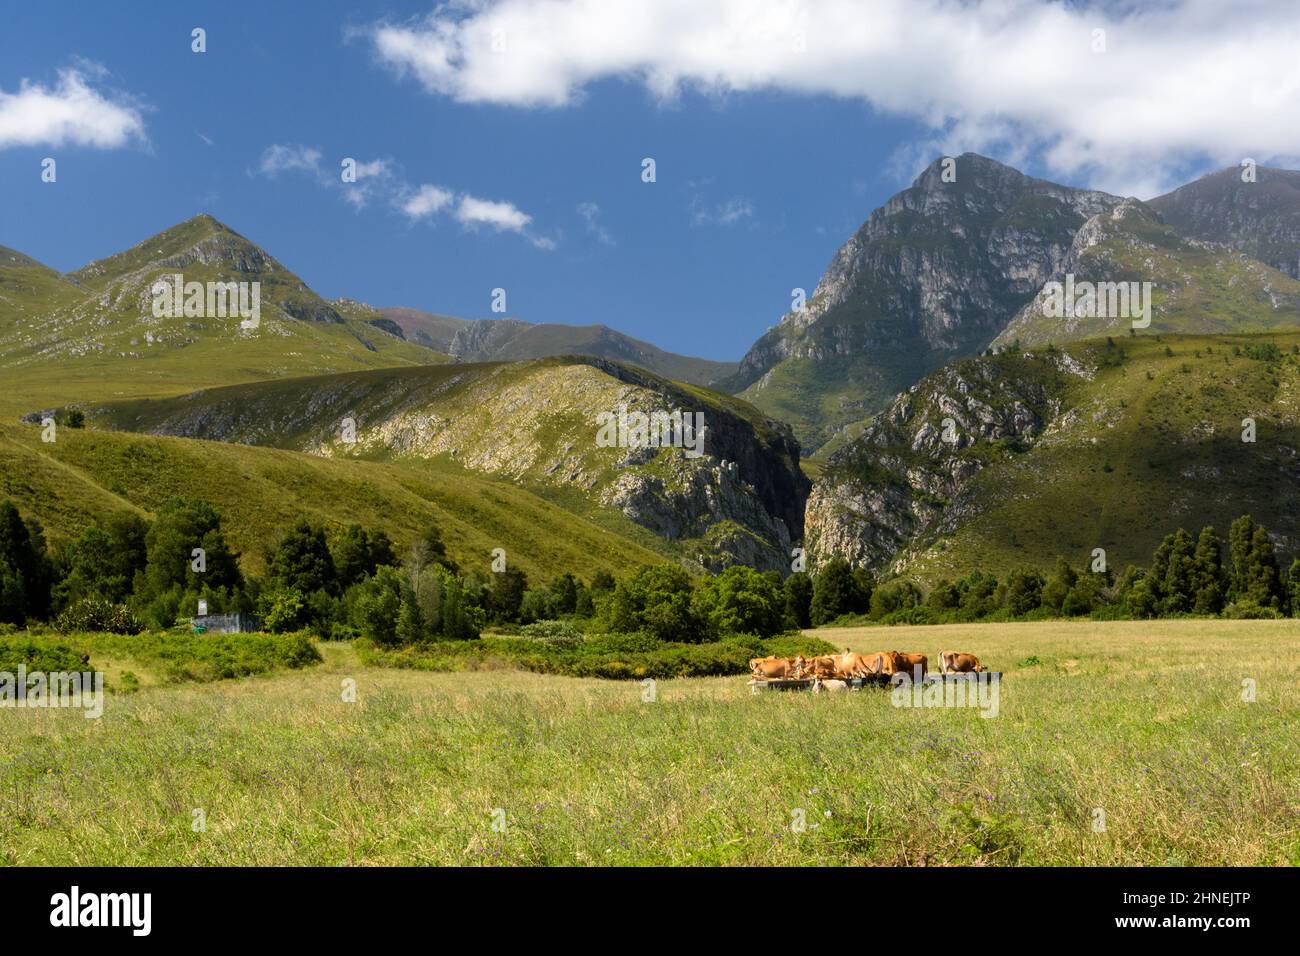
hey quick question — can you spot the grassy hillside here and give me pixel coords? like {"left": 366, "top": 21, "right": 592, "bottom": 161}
{"left": 0, "top": 245, "right": 86, "bottom": 320}
{"left": 3, "top": 620, "right": 1297, "bottom": 865}
{"left": 88, "top": 356, "right": 810, "bottom": 572}
{"left": 810, "top": 332, "right": 1300, "bottom": 581}
{"left": 0, "top": 217, "right": 442, "bottom": 420}
{"left": 0, "top": 422, "right": 670, "bottom": 581}
{"left": 994, "top": 200, "right": 1300, "bottom": 348}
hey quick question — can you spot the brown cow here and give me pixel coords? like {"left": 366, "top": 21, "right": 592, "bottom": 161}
{"left": 893, "top": 651, "right": 928, "bottom": 679}
{"left": 803, "top": 655, "right": 841, "bottom": 679}
{"left": 863, "top": 651, "right": 902, "bottom": 675}
{"left": 833, "top": 650, "right": 875, "bottom": 679}
{"left": 749, "top": 656, "right": 793, "bottom": 679}
{"left": 938, "top": 650, "right": 982, "bottom": 674}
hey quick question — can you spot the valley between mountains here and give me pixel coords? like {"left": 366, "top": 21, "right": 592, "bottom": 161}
{"left": 4, "top": 153, "right": 1300, "bottom": 587}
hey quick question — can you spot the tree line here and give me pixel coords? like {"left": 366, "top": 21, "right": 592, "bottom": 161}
{"left": 3, "top": 498, "right": 1296, "bottom": 644}
{"left": 806, "top": 515, "right": 1300, "bottom": 625}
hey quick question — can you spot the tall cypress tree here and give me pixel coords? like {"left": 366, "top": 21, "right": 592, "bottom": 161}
{"left": 1244, "top": 527, "right": 1282, "bottom": 609}
{"left": 1191, "top": 525, "right": 1226, "bottom": 614}
{"left": 1161, "top": 528, "right": 1197, "bottom": 614}
{"left": 1227, "top": 515, "right": 1255, "bottom": 602}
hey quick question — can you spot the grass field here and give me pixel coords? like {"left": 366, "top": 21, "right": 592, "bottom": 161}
{"left": 2, "top": 619, "right": 1298, "bottom": 866}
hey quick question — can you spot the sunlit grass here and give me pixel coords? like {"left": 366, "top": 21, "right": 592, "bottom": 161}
{"left": 2, "top": 619, "right": 1297, "bottom": 866}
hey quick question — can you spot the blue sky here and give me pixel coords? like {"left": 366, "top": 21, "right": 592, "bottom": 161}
{"left": 2, "top": 1, "right": 1296, "bottom": 361}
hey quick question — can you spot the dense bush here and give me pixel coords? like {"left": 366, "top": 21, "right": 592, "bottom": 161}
{"left": 598, "top": 564, "right": 705, "bottom": 642}
{"left": 0, "top": 637, "right": 88, "bottom": 673}
{"left": 54, "top": 597, "right": 144, "bottom": 635}
{"left": 356, "top": 632, "right": 838, "bottom": 680}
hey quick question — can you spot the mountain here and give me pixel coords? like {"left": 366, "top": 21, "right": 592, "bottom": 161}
{"left": 88, "top": 356, "right": 809, "bottom": 572}
{"left": 444, "top": 317, "right": 738, "bottom": 387}
{"left": 0, "top": 217, "right": 443, "bottom": 419}
{"left": 380, "top": 307, "right": 738, "bottom": 387}
{"left": 992, "top": 199, "right": 1300, "bottom": 348}
{"left": 806, "top": 331, "right": 1300, "bottom": 581}
{"left": 722, "top": 153, "right": 1119, "bottom": 452}
{"left": 378, "top": 306, "right": 471, "bottom": 352}
{"left": 1149, "top": 165, "right": 1300, "bottom": 279}
{"left": 0, "top": 245, "right": 85, "bottom": 319}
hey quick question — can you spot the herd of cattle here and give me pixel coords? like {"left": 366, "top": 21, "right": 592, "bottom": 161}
{"left": 749, "top": 649, "right": 984, "bottom": 692}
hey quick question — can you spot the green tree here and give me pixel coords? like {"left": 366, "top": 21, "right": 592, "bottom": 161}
{"left": 783, "top": 571, "right": 813, "bottom": 629}
{"left": 958, "top": 571, "right": 998, "bottom": 619}
{"left": 1001, "top": 568, "right": 1044, "bottom": 617}
{"left": 1227, "top": 515, "right": 1255, "bottom": 602}
{"left": 868, "top": 579, "right": 922, "bottom": 619}
{"left": 348, "top": 566, "right": 405, "bottom": 645}
{"left": 1041, "top": 557, "right": 1077, "bottom": 613}
{"left": 488, "top": 568, "right": 528, "bottom": 623}
{"left": 600, "top": 564, "right": 702, "bottom": 642}
{"left": 1160, "top": 528, "right": 1197, "bottom": 614}
{"left": 1243, "top": 526, "right": 1283, "bottom": 609}
{"left": 693, "top": 565, "right": 786, "bottom": 638}
{"left": 1062, "top": 573, "right": 1103, "bottom": 616}
{"left": 268, "top": 521, "right": 336, "bottom": 596}
{"left": 0, "top": 500, "right": 51, "bottom": 624}
{"left": 1287, "top": 559, "right": 1300, "bottom": 618}
{"left": 549, "top": 572, "right": 579, "bottom": 615}
{"left": 810, "top": 557, "right": 855, "bottom": 625}
{"left": 143, "top": 498, "right": 242, "bottom": 598}
{"left": 333, "top": 524, "right": 393, "bottom": 589}
{"left": 850, "top": 566, "right": 875, "bottom": 614}
{"left": 1190, "top": 525, "right": 1226, "bottom": 614}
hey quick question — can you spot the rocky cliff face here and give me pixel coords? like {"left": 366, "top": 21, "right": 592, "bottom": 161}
{"left": 448, "top": 318, "right": 532, "bottom": 360}
{"left": 725, "top": 153, "right": 1118, "bottom": 450}
{"left": 805, "top": 351, "right": 1075, "bottom": 571}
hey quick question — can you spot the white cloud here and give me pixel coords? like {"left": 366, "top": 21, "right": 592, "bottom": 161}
{"left": 455, "top": 194, "right": 532, "bottom": 231}
{"left": 0, "top": 65, "right": 145, "bottom": 149}
{"left": 402, "top": 183, "right": 455, "bottom": 218}
{"left": 254, "top": 140, "right": 549, "bottom": 245}
{"left": 255, "top": 145, "right": 399, "bottom": 210}
{"left": 577, "top": 201, "right": 614, "bottom": 245}
{"left": 692, "top": 195, "right": 754, "bottom": 227}
{"left": 364, "top": 0, "right": 1300, "bottom": 196}
{"left": 257, "top": 144, "right": 323, "bottom": 178}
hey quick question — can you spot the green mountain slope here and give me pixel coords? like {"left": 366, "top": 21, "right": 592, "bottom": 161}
{"left": 0, "top": 422, "right": 667, "bottom": 582}
{"left": 0, "top": 217, "right": 441, "bottom": 418}
{"left": 89, "top": 356, "right": 810, "bottom": 572}
{"left": 0, "top": 245, "right": 86, "bottom": 320}
{"left": 723, "top": 153, "right": 1119, "bottom": 451}
{"left": 808, "top": 332, "right": 1300, "bottom": 581}
{"left": 993, "top": 199, "right": 1300, "bottom": 348}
